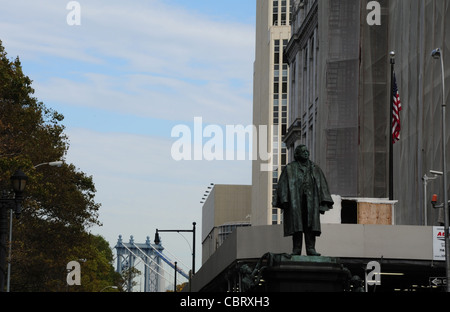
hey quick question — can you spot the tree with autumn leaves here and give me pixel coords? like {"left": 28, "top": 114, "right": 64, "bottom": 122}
{"left": 0, "top": 40, "right": 122, "bottom": 291}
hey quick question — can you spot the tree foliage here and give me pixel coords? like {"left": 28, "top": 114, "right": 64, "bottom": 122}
{"left": 0, "top": 40, "right": 121, "bottom": 291}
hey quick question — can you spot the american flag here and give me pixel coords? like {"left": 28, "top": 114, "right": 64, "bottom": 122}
{"left": 392, "top": 73, "right": 402, "bottom": 144}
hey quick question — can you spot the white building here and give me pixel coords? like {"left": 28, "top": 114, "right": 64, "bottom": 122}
{"left": 251, "top": 0, "right": 292, "bottom": 227}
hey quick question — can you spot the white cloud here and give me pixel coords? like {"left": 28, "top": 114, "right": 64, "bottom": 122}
{"left": 65, "top": 128, "right": 251, "bottom": 268}
{"left": 1, "top": 0, "right": 256, "bottom": 274}
{"left": 33, "top": 72, "right": 252, "bottom": 125}
{"left": 1, "top": 0, "right": 255, "bottom": 126}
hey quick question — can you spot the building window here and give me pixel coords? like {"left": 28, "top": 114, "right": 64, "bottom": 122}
{"left": 272, "top": 208, "right": 279, "bottom": 224}
{"left": 282, "top": 64, "right": 288, "bottom": 78}
{"left": 303, "top": 48, "right": 308, "bottom": 70}
{"left": 273, "top": 0, "right": 279, "bottom": 25}
{"left": 274, "top": 40, "right": 280, "bottom": 63}
{"left": 274, "top": 40, "right": 280, "bottom": 53}
{"left": 281, "top": 0, "right": 287, "bottom": 25}
{"left": 218, "top": 223, "right": 251, "bottom": 246}
{"left": 282, "top": 94, "right": 288, "bottom": 107}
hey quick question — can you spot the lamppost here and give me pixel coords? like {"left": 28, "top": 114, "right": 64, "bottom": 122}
{"left": 0, "top": 169, "right": 28, "bottom": 292}
{"left": 154, "top": 222, "right": 196, "bottom": 276}
{"left": 432, "top": 47, "right": 450, "bottom": 292}
{"left": 5, "top": 160, "right": 63, "bottom": 292}
{"left": 174, "top": 261, "right": 177, "bottom": 292}
{"left": 423, "top": 170, "right": 441, "bottom": 225}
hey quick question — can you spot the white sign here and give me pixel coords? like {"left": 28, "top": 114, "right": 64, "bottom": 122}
{"left": 430, "top": 277, "right": 447, "bottom": 287}
{"left": 433, "top": 226, "right": 446, "bottom": 261}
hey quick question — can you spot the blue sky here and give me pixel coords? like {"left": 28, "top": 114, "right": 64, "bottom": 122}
{"left": 1, "top": 0, "right": 256, "bottom": 288}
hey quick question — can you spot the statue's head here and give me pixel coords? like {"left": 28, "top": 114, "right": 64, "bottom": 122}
{"left": 294, "top": 145, "right": 310, "bottom": 162}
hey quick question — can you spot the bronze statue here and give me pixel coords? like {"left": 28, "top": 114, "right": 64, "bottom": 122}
{"left": 273, "top": 145, "right": 334, "bottom": 256}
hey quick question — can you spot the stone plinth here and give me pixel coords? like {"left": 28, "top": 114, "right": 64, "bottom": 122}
{"left": 260, "top": 255, "right": 351, "bottom": 292}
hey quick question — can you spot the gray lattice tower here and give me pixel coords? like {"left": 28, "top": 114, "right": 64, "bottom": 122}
{"left": 115, "top": 235, "right": 164, "bottom": 292}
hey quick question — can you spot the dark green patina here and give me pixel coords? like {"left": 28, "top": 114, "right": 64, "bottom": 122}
{"left": 273, "top": 145, "right": 334, "bottom": 256}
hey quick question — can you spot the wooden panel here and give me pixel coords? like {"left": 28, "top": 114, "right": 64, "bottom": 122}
{"left": 357, "top": 202, "right": 392, "bottom": 225}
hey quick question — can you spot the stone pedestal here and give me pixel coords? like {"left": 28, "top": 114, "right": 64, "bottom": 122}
{"left": 260, "top": 255, "right": 351, "bottom": 292}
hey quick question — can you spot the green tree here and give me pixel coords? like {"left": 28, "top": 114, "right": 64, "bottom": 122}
{"left": 67, "top": 235, "right": 123, "bottom": 292}
{"left": 0, "top": 40, "right": 116, "bottom": 291}
{"left": 120, "top": 266, "right": 142, "bottom": 292}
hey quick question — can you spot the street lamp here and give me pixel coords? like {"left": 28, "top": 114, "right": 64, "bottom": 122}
{"left": 423, "top": 170, "right": 441, "bottom": 225}
{"left": 9, "top": 170, "right": 28, "bottom": 217}
{"left": 6, "top": 161, "right": 62, "bottom": 292}
{"left": 0, "top": 169, "right": 28, "bottom": 291}
{"left": 432, "top": 47, "right": 450, "bottom": 292}
{"left": 99, "top": 285, "right": 118, "bottom": 292}
{"left": 155, "top": 222, "right": 196, "bottom": 275}
{"left": 34, "top": 161, "right": 63, "bottom": 168}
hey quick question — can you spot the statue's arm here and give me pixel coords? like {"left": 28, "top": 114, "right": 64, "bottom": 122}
{"left": 315, "top": 166, "right": 334, "bottom": 213}
{"left": 273, "top": 169, "right": 289, "bottom": 209}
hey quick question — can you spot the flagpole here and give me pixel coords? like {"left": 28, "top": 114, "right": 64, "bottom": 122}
{"left": 432, "top": 48, "right": 450, "bottom": 292}
{"left": 389, "top": 51, "right": 395, "bottom": 201}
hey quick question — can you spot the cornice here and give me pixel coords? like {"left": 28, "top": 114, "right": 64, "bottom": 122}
{"left": 284, "top": 1, "right": 318, "bottom": 64}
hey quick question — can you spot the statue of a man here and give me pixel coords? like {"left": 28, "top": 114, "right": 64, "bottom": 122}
{"left": 273, "top": 145, "right": 334, "bottom": 256}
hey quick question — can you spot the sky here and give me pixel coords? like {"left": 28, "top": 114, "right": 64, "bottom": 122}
{"left": 0, "top": 0, "right": 256, "bottom": 287}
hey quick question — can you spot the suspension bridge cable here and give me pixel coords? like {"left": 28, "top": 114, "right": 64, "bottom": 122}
{"left": 121, "top": 244, "right": 173, "bottom": 287}
{"left": 161, "top": 249, "right": 190, "bottom": 275}
{"left": 131, "top": 243, "right": 177, "bottom": 281}
{"left": 162, "top": 237, "right": 191, "bottom": 272}
{"left": 146, "top": 241, "right": 190, "bottom": 278}
{"left": 159, "top": 247, "right": 190, "bottom": 275}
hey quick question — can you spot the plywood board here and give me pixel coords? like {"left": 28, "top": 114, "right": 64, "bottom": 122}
{"left": 357, "top": 202, "right": 392, "bottom": 225}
